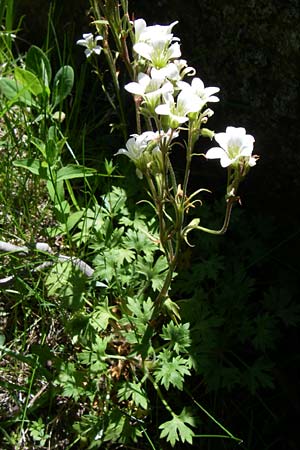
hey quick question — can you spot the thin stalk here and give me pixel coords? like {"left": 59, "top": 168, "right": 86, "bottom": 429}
{"left": 147, "top": 373, "right": 175, "bottom": 417}
{"left": 102, "top": 43, "right": 127, "bottom": 140}
{"left": 155, "top": 256, "right": 177, "bottom": 305}
{"left": 194, "top": 434, "right": 243, "bottom": 442}
{"left": 182, "top": 122, "right": 194, "bottom": 199}
{"left": 191, "top": 395, "right": 243, "bottom": 443}
{"left": 194, "top": 196, "right": 237, "bottom": 235}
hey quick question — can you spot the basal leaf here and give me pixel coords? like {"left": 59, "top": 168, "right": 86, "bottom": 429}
{"left": 52, "top": 65, "right": 74, "bottom": 107}
{"left": 15, "top": 67, "right": 43, "bottom": 96}
{"left": 26, "top": 45, "right": 52, "bottom": 87}
{"left": 56, "top": 164, "right": 96, "bottom": 182}
{"left": 13, "top": 158, "right": 41, "bottom": 175}
{"left": 0, "top": 76, "right": 33, "bottom": 105}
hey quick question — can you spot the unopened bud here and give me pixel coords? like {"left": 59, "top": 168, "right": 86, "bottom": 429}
{"left": 201, "top": 128, "right": 214, "bottom": 139}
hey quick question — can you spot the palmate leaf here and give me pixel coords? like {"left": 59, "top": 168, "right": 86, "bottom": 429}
{"left": 160, "top": 321, "right": 191, "bottom": 353}
{"left": 252, "top": 313, "right": 279, "bottom": 351}
{"left": 103, "top": 408, "right": 142, "bottom": 444}
{"left": 118, "top": 381, "right": 148, "bottom": 410}
{"left": 126, "top": 297, "right": 154, "bottom": 322}
{"left": 154, "top": 349, "right": 191, "bottom": 390}
{"left": 123, "top": 228, "right": 157, "bottom": 255}
{"left": 136, "top": 254, "right": 169, "bottom": 291}
{"left": 159, "top": 408, "right": 195, "bottom": 447}
{"left": 243, "top": 357, "right": 274, "bottom": 394}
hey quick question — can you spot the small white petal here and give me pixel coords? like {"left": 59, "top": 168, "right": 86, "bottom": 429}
{"left": 155, "top": 104, "right": 171, "bottom": 115}
{"left": 220, "top": 156, "right": 234, "bottom": 167}
{"left": 248, "top": 156, "right": 257, "bottom": 167}
{"left": 125, "top": 82, "right": 145, "bottom": 95}
{"left": 206, "top": 147, "right": 227, "bottom": 160}
{"left": 134, "top": 18, "right": 147, "bottom": 42}
{"left": 133, "top": 42, "right": 152, "bottom": 60}
{"left": 214, "top": 132, "right": 230, "bottom": 150}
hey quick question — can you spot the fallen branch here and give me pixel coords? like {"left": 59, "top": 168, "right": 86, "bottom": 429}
{"left": 0, "top": 240, "right": 100, "bottom": 286}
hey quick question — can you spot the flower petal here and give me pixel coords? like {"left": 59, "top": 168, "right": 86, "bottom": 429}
{"left": 206, "top": 147, "right": 227, "bottom": 160}
{"left": 125, "top": 82, "right": 145, "bottom": 95}
{"left": 214, "top": 132, "right": 230, "bottom": 150}
{"left": 133, "top": 42, "right": 152, "bottom": 60}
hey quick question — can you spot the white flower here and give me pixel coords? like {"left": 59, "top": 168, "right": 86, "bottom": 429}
{"left": 134, "top": 19, "right": 179, "bottom": 45}
{"left": 151, "top": 61, "right": 195, "bottom": 83}
{"left": 125, "top": 71, "right": 173, "bottom": 112}
{"left": 115, "top": 132, "right": 155, "bottom": 162}
{"left": 133, "top": 39, "right": 181, "bottom": 68}
{"left": 115, "top": 130, "right": 178, "bottom": 178}
{"left": 155, "top": 90, "right": 203, "bottom": 127}
{"left": 177, "top": 77, "right": 220, "bottom": 109}
{"left": 76, "top": 33, "right": 103, "bottom": 58}
{"left": 125, "top": 71, "right": 173, "bottom": 97}
{"left": 206, "top": 126, "right": 256, "bottom": 167}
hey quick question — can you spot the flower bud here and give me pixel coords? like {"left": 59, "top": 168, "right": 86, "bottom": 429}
{"left": 201, "top": 128, "right": 214, "bottom": 139}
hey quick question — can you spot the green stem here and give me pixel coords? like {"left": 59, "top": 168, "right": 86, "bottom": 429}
{"left": 182, "top": 122, "right": 194, "bottom": 199}
{"left": 191, "top": 396, "right": 242, "bottom": 442}
{"left": 102, "top": 44, "right": 127, "bottom": 140}
{"left": 193, "top": 434, "right": 243, "bottom": 443}
{"left": 147, "top": 373, "right": 175, "bottom": 417}
{"left": 195, "top": 196, "right": 237, "bottom": 235}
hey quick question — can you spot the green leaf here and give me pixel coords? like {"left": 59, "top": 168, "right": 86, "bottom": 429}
{"left": 243, "top": 357, "right": 274, "bottom": 394}
{"left": 136, "top": 254, "right": 169, "bottom": 292}
{"left": 14, "top": 67, "right": 43, "bottom": 96}
{"left": 103, "top": 409, "right": 125, "bottom": 443}
{"left": 45, "top": 261, "right": 86, "bottom": 310}
{"left": 123, "top": 228, "right": 156, "bottom": 255}
{"left": 160, "top": 322, "right": 191, "bottom": 354}
{"left": 253, "top": 313, "right": 278, "bottom": 351}
{"left": 26, "top": 45, "right": 52, "bottom": 87}
{"left": 118, "top": 381, "right": 148, "bottom": 410}
{"left": 29, "top": 136, "right": 47, "bottom": 158}
{"left": 46, "top": 178, "right": 65, "bottom": 204}
{"left": 89, "top": 302, "right": 115, "bottom": 331}
{"left": 102, "top": 186, "right": 128, "bottom": 216}
{"left": 154, "top": 349, "right": 191, "bottom": 390}
{"left": 52, "top": 65, "right": 74, "bottom": 107}
{"left": 159, "top": 408, "right": 195, "bottom": 447}
{"left": 127, "top": 297, "right": 154, "bottom": 323}
{"left": 56, "top": 164, "right": 96, "bottom": 182}
{"left": 0, "top": 76, "right": 33, "bottom": 105}
{"left": 13, "top": 158, "right": 41, "bottom": 175}
{"left": 66, "top": 210, "right": 84, "bottom": 231}
{"left": 56, "top": 361, "right": 86, "bottom": 401}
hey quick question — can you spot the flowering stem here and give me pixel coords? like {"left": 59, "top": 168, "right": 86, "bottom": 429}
{"left": 182, "top": 121, "right": 194, "bottom": 200}
{"left": 91, "top": 0, "right": 128, "bottom": 140}
{"left": 102, "top": 43, "right": 127, "bottom": 140}
{"left": 134, "top": 95, "right": 142, "bottom": 135}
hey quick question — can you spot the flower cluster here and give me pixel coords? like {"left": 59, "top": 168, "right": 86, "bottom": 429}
{"left": 76, "top": 18, "right": 257, "bottom": 179}
{"left": 126, "top": 19, "right": 219, "bottom": 130}
{"left": 115, "top": 130, "right": 177, "bottom": 179}
{"left": 121, "top": 18, "right": 257, "bottom": 180}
